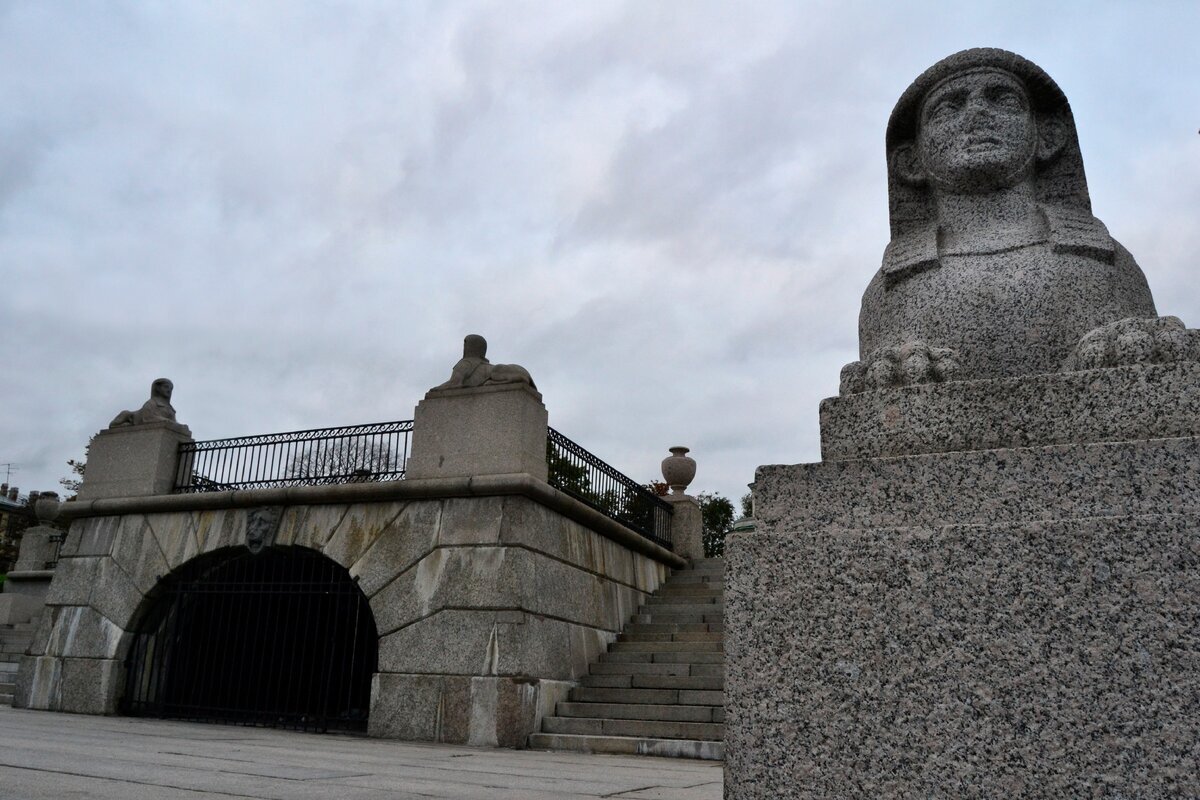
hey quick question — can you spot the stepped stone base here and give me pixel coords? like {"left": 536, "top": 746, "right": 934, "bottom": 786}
{"left": 730, "top": 366, "right": 1200, "bottom": 798}
{"left": 726, "top": 513, "right": 1200, "bottom": 798}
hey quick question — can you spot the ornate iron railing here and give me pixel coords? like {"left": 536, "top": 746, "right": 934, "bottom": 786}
{"left": 175, "top": 420, "right": 413, "bottom": 493}
{"left": 546, "top": 427, "right": 673, "bottom": 549}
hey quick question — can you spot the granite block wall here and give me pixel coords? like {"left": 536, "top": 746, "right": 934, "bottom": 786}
{"left": 725, "top": 514, "right": 1200, "bottom": 798}
{"left": 17, "top": 493, "right": 671, "bottom": 748}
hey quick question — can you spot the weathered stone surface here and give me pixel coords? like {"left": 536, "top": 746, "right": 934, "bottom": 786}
{"left": 823, "top": 361, "right": 1200, "bottom": 460}
{"left": 406, "top": 383, "right": 549, "bottom": 482}
{"left": 110, "top": 516, "right": 169, "bottom": 596}
{"left": 756, "top": 436, "right": 1200, "bottom": 531}
{"left": 322, "top": 501, "right": 405, "bottom": 569}
{"left": 143, "top": 511, "right": 199, "bottom": 572}
{"left": 351, "top": 501, "right": 442, "bottom": 598}
{"left": 0, "top": 593, "right": 45, "bottom": 625}
{"left": 275, "top": 504, "right": 348, "bottom": 552}
{"left": 369, "top": 673, "right": 469, "bottom": 742}
{"left": 369, "top": 672, "right": 571, "bottom": 749}
{"left": 661, "top": 494, "right": 704, "bottom": 561}
{"left": 43, "top": 606, "right": 124, "bottom": 659}
{"left": 27, "top": 606, "right": 57, "bottom": 656}
{"left": 499, "top": 496, "right": 669, "bottom": 593}
{"left": 12, "top": 526, "right": 62, "bottom": 572}
{"left": 59, "top": 658, "right": 122, "bottom": 715}
{"left": 371, "top": 546, "right": 618, "bottom": 635}
{"left": 44, "top": 557, "right": 100, "bottom": 607}
{"left": 77, "top": 421, "right": 192, "bottom": 501}
{"left": 191, "top": 508, "right": 247, "bottom": 554}
{"left": 15, "top": 656, "right": 62, "bottom": 711}
{"left": 845, "top": 48, "right": 1161, "bottom": 389}
{"left": 725, "top": 515, "right": 1200, "bottom": 799}
{"left": 58, "top": 515, "right": 120, "bottom": 559}
{"left": 378, "top": 610, "right": 609, "bottom": 679}
{"left": 87, "top": 558, "right": 145, "bottom": 631}
{"left": 438, "top": 496, "right": 504, "bottom": 546}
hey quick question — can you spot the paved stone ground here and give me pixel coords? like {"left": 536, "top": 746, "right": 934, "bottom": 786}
{"left": 0, "top": 708, "right": 723, "bottom": 799}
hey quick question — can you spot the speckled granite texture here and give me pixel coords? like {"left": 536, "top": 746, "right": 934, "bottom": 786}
{"left": 756, "top": 435, "right": 1200, "bottom": 531}
{"left": 725, "top": 514, "right": 1200, "bottom": 798}
{"left": 822, "top": 362, "right": 1200, "bottom": 461}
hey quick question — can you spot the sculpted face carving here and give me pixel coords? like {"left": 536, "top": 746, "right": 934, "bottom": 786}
{"left": 151, "top": 378, "right": 173, "bottom": 403}
{"left": 915, "top": 69, "right": 1037, "bottom": 193}
{"left": 841, "top": 48, "right": 1167, "bottom": 394}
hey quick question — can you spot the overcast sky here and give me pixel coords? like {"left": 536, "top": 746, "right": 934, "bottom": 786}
{"left": 2, "top": 1, "right": 1198, "bottom": 504}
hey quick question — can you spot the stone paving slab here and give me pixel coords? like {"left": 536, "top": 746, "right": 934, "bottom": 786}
{"left": 0, "top": 708, "right": 723, "bottom": 799}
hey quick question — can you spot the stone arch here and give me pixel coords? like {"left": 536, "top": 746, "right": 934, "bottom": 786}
{"left": 121, "top": 543, "right": 378, "bottom": 731}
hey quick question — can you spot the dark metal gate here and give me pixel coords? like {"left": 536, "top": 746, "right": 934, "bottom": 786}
{"left": 123, "top": 546, "right": 377, "bottom": 732}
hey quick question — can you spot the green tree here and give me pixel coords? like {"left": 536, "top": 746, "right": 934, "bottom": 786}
{"left": 60, "top": 448, "right": 88, "bottom": 499}
{"left": 696, "top": 492, "right": 735, "bottom": 557}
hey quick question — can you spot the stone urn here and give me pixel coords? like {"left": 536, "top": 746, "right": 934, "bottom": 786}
{"left": 661, "top": 446, "right": 696, "bottom": 495}
{"left": 33, "top": 491, "right": 61, "bottom": 524}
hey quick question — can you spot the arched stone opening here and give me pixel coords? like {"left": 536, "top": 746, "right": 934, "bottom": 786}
{"left": 121, "top": 545, "right": 377, "bottom": 732}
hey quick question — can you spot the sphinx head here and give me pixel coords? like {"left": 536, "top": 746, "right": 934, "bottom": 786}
{"left": 151, "top": 378, "right": 173, "bottom": 402}
{"left": 885, "top": 49, "right": 1087, "bottom": 229}
{"left": 463, "top": 334, "right": 488, "bottom": 360}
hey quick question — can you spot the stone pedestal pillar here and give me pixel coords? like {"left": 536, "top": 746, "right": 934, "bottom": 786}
{"left": 662, "top": 494, "right": 704, "bottom": 561}
{"left": 77, "top": 421, "right": 193, "bottom": 501}
{"left": 406, "top": 384, "right": 548, "bottom": 482}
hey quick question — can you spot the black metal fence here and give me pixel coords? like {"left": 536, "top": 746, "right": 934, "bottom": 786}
{"left": 175, "top": 420, "right": 412, "bottom": 493}
{"left": 546, "top": 427, "right": 673, "bottom": 550}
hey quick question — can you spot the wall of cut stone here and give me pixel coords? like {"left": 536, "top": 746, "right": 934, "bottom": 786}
{"left": 16, "top": 494, "right": 670, "bottom": 747}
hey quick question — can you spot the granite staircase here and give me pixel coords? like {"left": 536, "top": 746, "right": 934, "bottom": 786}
{"left": 529, "top": 557, "right": 725, "bottom": 760}
{"left": 0, "top": 621, "right": 35, "bottom": 706}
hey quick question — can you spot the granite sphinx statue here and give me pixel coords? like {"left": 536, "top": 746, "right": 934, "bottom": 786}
{"left": 108, "top": 378, "right": 179, "bottom": 427}
{"left": 433, "top": 335, "right": 537, "bottom": 392}
{"left": 841, "top": 48, "right": 1196, "bottom": 394}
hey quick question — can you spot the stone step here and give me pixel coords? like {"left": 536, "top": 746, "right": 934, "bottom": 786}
{"left": 555, "top": 702, "right": 723, "bottom": 724}
{"left": 600, "top": 650, "right": 724, "bottom": 665}
{"left": 541, "top": 715, "right": 724, "bottom": 742}
{"left": 0, "top": 662, "right": 18, "bottom": 672}
{"left": 655, "top": 584, "right": 725, "bottom": 597}
{"left": 623, "top": 622, "right": 723, "bottom": 634}
{"left": 630, "top": 612, "right": 723, "bottom": 625}
{"left": 664, "top": 572, "right": 725, "bottom": 584}
{"left": 618, "top": 631, "right": 722, "bottom": 643}
{"left": 588, "top": 662, "right": 723, "bottom": 678}
{"left": 610, "top": 641, "right": 723, "bottom": 653}
{"left": 644, "top": 597, "right": 723, "bottom": 608}
{"left": 0, "top": 654, "right": 24, "bottom": 664}
{"left": 580, "top": 674, "right": 724, "bottom": 691}
{"left": 528, "top": 732, "right": 723, "bottom": 760}
{"left": 0, "top": 692, "right": 12, "bottom": 706}
{"left": 569, "top": 687, "right": 723, "bottom": 706}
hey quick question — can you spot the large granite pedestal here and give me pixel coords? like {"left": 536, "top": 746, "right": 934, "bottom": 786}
{"left": 726, "top": 363, "right": 1200, "bottom": 798}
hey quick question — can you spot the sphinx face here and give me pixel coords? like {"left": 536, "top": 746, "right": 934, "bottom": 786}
{"left": 917, "top": 68, "right": 1037, "bottom": 193}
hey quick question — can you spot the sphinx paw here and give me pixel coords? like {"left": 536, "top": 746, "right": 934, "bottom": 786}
{"left": 840, "top": 342, "right": 960, "bottom": 394}
{"left": 1064, "top": 316, "right": 1200, "bottom": 371}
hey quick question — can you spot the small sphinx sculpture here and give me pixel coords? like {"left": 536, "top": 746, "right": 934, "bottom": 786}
{"left": 432, "top": 335, "right": 537, "bottom": 392}
{"left": 108, "top": 378, "right": 179, "bottom": 427}
{"left": 841, "top": 48, "right": 1197, "bottom": 394}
